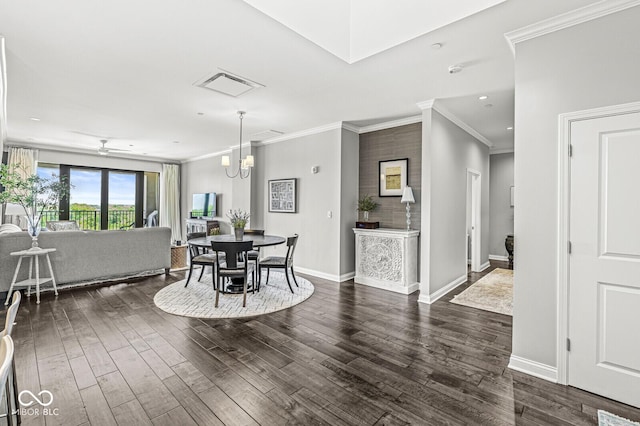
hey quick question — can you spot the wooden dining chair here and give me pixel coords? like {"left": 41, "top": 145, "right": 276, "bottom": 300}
{"left": 185, "top": 232, "right": 219, "bottom": 287}
{"left": 1, "top": 293, "right": 20, "bottom": 425}
{"left": 259, "top": 234, "right": 299, "bottom": 293}
{"left": 0, "top": 336, "right": 15, "bottom": 426}
{"left": 211, "top": 241, "right": 255, "bottom": 308}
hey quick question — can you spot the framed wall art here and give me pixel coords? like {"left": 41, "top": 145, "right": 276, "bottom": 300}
{"left": 379, "top": 158, "right": 408, "bottom": 197}
{"left": 269, "top": 178, "right": 297, "bottom": 213}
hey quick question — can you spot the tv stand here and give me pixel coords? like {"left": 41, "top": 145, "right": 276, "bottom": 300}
{"left": 185, "top": 218, "right": 219, "bottom": 235}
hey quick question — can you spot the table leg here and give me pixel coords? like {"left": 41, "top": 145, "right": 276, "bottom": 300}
{"left": 27, "top": 256, "right": 33, "bottom": 297}
{"left": 35, "top": 255, "right": 40, "bottom": 305}
{"left": 46, "top": 254, "right": 58, "bottom": 296}
{"left": 5, "top": 257, "right": 23, "bottom": 306}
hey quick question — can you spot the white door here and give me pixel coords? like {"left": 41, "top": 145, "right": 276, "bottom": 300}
{"left": 569, "top": 111, "right": 640, "bottom": 407}
{"left": 467, "top": 169, "right": 481, "bottom": 272}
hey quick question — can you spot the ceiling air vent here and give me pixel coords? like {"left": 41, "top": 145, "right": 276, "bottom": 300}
{"left": 251, "top": 129, "right": 284, "bottom": 141}
{"left": 194, "top": 70, "right": 264, "bottom": 97}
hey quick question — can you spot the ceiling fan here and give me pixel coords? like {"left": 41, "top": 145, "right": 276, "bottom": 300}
{"left": 97, "top": 139, "right": 130, "bottom": 156}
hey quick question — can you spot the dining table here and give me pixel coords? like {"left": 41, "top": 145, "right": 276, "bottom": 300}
{"left": 187, "top": 234, "right": 286, "bottom": 293}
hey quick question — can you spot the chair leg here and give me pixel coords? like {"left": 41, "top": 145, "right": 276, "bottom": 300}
{"left": 242, "top": 276, "right": 247, "bottom": 308}
{"left": 214, "top": 276, "right": 220, "bottom": 308}
{"left": 265, "top": 268, "right": 270, "bottom": 285}
{"left": 198, "top": 265, "right": 206, "bottom": 281}
{"left": 291, "top": 266, "right": 299, "bottom": 287}
{"left": 185, "top": 264, "right": 195, "bottom": 287}
{"left": 11, "top": 359, "right": 19, "bottom": 424}
{"left": 5, "top": 380, "right": 13, "bottom": 426}
{"left": 284, "top": 268, "right": 294, "bottom": 293}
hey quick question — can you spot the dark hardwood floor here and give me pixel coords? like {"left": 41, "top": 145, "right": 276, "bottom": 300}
{"left": 9, "top": 262, "right": 640, "bottom": 425}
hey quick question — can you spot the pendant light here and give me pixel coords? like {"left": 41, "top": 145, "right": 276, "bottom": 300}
{"left": 221, "top": 111, "right": 254, "bottom": 179}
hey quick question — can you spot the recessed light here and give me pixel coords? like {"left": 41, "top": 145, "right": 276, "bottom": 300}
{"left": 129, "top": 144, "right": 134, "bottom": 147}
{"left": 431, "top": 43, "right": 442, "bottom": 50}
{"left": 507, "top": 126, "right": 514, "bottom": 130}
{"left": 448, "top": 64, "right": 463, "bottom": 74}
{"left": 30, "top": 117, "right": 41, "bottom": 121}
{"left": 197, "top": 112, "right": 204, "bottom": 116}
{"left": 173, "top": 141, "right": 180, "bottom": 144}
{"left": 484, "top": 104, "right": 493, "bottom": 108}
{"left": 478, "top": 95, "right": 488, "bottom": 100}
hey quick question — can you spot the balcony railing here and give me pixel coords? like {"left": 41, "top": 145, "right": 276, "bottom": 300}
{"left": 41, "top": 210, "right": 136, "bottom": 230}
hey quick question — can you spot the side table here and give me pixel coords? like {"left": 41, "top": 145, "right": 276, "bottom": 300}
{"left": 6, "top": 248, "right": 58, "bottom": 305}
{"left": 170, "top": 245, "right": 187, "bottom": 270}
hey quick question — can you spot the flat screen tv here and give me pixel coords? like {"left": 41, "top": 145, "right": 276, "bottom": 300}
{"left": 192, "top": 193, "right": 216, "bottom": 218}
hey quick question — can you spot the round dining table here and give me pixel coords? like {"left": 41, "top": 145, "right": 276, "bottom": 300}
{"left": 187, "top": 234, "right": 286, "bottom": 293}
{"left": 188, "top": 234, "right": 285, "bottom": 249}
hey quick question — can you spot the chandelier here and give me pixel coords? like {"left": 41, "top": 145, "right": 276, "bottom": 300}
{"left": 221, "top": 111, "right": 254, "bottom": 179}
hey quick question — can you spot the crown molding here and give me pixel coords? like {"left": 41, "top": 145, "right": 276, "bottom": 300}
{"left": 505, "top": 0, "right": 640, "bottom": 54}
{"left": 358, "top": 115, "right": 422, "bottom": 134}
{"left": 182, "top": 148, "right": 232, "bottom": 163}
{"left": 342, "top": 123, "right": 360, "bottom": 133}
{"left": 490, "top": 147, "right": 514, "bottom": 155}
{"left": 416, "top": 99, "right": 436, "bottom": 110}
{"left": 431, "top": 103, "right": 494, "bottom": 148}
{"left": 256, "top": 121, "right": 345, "bottom": 146}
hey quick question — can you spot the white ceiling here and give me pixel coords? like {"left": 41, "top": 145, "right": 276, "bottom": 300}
{"left": 0, "top": 0, "right": 599, "bottom": 161}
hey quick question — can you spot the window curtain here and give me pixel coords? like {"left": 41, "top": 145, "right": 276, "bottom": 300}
{"left": 0, "top": 38, "right": 7, "bottom": 225}
{"left": 160, "top": 163, "right": 182, "bottom": 243}
{"left": 4, "top": 147, "right": 37, "bottom": 228}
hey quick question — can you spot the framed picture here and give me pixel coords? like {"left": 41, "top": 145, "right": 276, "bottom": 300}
{"left": 379, "top": 158, "right": 408, "bottom": 197}
{"left": 269, "top": 178, "right": 297, "bottom": 213}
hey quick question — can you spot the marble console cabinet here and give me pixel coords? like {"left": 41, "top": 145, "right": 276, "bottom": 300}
{"left": 353, "top": 228, "right": 420, "bottom": 294}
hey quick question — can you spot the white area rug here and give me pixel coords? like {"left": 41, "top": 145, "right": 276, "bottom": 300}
{"left": 599, "top": 410, "right": 640, "bottom": 426}
{"left": 450, "top": 268, "right": 513, "bottom": 316}
{"left": 154, "top": 271, "right": 314, "bottom": 319}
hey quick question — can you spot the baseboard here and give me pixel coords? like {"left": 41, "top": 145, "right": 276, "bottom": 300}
{"left": 354, "top": 276, "right": 420, "bottom": 294}
{"left": 479, "top": 261, "right": 491, "bottom": 272}
{"left": 489, "top": 254, "right": 509, "bottom": 262}
{"left": 508, "top": 354, "right": 558, "bottom": 383}
{"left": 417, "top": 273, "right": 467, "bottom": 304}
{"left": 294, "top": 267, "right": 354, "bottom": 283}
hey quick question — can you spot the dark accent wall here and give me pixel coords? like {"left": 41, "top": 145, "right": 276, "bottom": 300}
{"left": 359, "top": 122, "right": 421, "bottom": 230}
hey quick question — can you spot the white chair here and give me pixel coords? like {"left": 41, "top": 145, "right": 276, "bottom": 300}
{"left": 0, "top": 224, "right": 21, "bottom": 234}
{"left": 1, "top": 293, "right": 20, "bottom": 426}
{"left": 0, "top": 336, "right": 15, "bottom": 426}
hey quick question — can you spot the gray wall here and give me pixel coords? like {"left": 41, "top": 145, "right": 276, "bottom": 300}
{"left": 181, "top": 154, "right": 234, "bottom": 234}
{"left": 489, "top": 153, "right": 514, "bottom": 258}
{"left": 36, "top": 148, "right": 164, "bottom": 172}
{"left": 253, "top": 128, "right": 344, "bottom": 278}
{"left": 513, "top": 6, "right": 640, "bottom": 367}
{"left": 359, "top": 123, "right": 422, "bottom": 230}
{"left": 340, "top": 129, "right": 359, "bottom": 276}
{"left": 421, "top": 108, "right": 490, "bottom": 297}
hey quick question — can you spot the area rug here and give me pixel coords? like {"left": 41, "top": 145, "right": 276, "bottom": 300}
{"left": 450, "top": 268, "right": 513, "bottom": 316}
{"left": 598, "top": 410, "right": 640, "bottom": 426}
{"left": 153, "top": 271, "right": 314, "bottom": 319}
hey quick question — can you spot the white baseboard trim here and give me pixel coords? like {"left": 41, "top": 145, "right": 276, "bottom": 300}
{"left": 508, "top": 354, "right": 558, "bottom": 383}
{"left": 294, "top": 267, "right": 354, "bottom": 283}
{"left": 479, "top": 261, "right": 491, "bottom": 272}
{"left": 354, "top": 276, "right": 420, "bottom": 294}
{"left": 417, "top": 273, "right": 467, "bottom": 304}
{"left": 489, "top": 254, "right": 509, "bottom": 262}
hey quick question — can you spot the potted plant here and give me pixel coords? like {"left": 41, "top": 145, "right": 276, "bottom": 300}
{"left": 357, "top": 194, "right": 378, "bottom": 222}
{"left": 0, "top": 163, "right": 70, "bottom": 249}
{"left": 226, "top": 208, "right": 250, "bottom": 240}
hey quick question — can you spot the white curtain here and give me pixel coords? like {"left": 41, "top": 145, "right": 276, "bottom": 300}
{"left": 160, "top": 163, "right": 182, "bottom": 243}
{"left": 8, "top": 147, "right": 37, "bottom": 177}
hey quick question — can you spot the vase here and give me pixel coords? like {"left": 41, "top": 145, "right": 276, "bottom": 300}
{"left": 363, "top": 211, "right": 370, "bottom": 222}
{"left": 27, "top": 214, "right": 43, "bottom": 250}
{"left": 234, "top": 227, "right": 244, "bottom": 241}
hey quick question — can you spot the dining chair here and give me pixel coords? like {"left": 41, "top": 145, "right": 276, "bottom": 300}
{"left": 259, "top": 234, "right": 299, "bottom": 293}
{"left": 1, "top": 292, "right": 20, "bottom": 426}
{"left": 211, "top": 241, "right": 255, "bottom": 308}
{"left": 0, "top": 336, "right": 15, "bottom": 426}
{"left": 243, "top": 229, "right": 264, "bottom": 290}
{"left": 185, "top": 232, "right": 218, "bottom": 287}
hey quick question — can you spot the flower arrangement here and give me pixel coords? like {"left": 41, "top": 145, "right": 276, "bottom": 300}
{"left": 226, "top": 208, "right": 250, "bottom": 229}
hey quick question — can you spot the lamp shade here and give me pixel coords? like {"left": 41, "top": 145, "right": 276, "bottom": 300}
{"left": 221, "top": 155, "right": 231, "bottom": 167}
{"left": 401, "top": 186, "right": 415, "bottom": 203}
{"left": 4, "top": 203, "right": 25, "bottom": 216}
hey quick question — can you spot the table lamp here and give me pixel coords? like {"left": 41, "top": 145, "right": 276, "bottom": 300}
{"left": 401, "top": 186, "right": 415, "bottom": 231}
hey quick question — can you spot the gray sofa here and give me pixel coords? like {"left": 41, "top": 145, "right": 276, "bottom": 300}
{"left": 0, "top": 227, "right": 172, "bottom": 293}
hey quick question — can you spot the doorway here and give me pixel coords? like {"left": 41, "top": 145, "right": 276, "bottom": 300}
{"left": 467, "top": 169, "right": 482, "bottom": 272}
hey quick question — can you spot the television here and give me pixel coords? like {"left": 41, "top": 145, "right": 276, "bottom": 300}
{"left": 191, "top": 193, "right": 217, "bottom": 218}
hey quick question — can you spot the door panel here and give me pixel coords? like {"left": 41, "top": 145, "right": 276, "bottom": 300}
{"left": 569, "top": 112, "right": 640, "bottom": 407}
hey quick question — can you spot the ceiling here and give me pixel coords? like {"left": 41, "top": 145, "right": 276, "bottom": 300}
{"left": 0, "top": 0, "right": 598, "bottom": 161}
